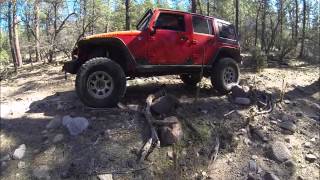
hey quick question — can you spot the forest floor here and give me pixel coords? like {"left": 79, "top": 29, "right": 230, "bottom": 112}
{"left": 0, "top": 59, "right": 319, "bottom": 180}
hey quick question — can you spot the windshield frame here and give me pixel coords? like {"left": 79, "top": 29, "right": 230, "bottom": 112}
{"left": 136, "top": 9, "right": 153, "bottom": 31}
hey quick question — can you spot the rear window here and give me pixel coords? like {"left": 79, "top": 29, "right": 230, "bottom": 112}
{"left": 192, "top": 16, "right": 212, "bottom": 35}
{"left": 218, "top": 22, "right": 236, "bottom": 40}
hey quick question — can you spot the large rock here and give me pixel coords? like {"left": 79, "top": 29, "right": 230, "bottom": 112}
{"left": 279, "top": 121, "right": 296, "bottom": 133}
{"left": 159, "top": 119, "right": 183, "bottom": 146}
{"left": 46, "top": 116, "right": 61, "bottom": 129}
{"left": 13, "top": 144, "right": 26, "bottom": 160}
{"left": 151, "top": 94, "right": 180, "bottom": 115}
{"left": 62, "top": 115, "right": 89, "bottom": 136}
{"left": 231, "top": 85, "right": 250, "bottom": 98}
{"left": 271, "top": 141, "right": 292, "bottom": 162}
{"left": 52, "top": 134, "right": 64, "bottom": 143}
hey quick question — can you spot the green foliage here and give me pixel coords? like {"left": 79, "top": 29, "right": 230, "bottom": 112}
{"left": 0, "top": 34, "right": 10, "bottom": 67}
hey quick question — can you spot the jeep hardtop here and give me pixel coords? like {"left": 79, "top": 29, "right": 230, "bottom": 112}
{"left": 63, "top": 8, "right": 241, "bottom": 107}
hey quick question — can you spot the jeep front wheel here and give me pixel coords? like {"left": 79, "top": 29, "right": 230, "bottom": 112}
{"left": 211, "top": 58, "right": 239, "bottom": 94}
{"left": 76, "top": 57, "right": 126, "bottom": 108}
{"left": 180, "top": 73, "right": 201, "bottom": 86}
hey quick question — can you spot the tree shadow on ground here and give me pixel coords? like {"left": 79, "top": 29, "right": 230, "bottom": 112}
{"left": 285, "top": 79, "right": 319, "bottom": 101}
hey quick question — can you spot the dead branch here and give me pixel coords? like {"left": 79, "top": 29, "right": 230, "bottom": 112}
{"left": 137, "top": 93, "right": 162, "bottom": 163}
{"left": 152, "top": 119, "right": 179, "bottom": 126}
{"left": 208, "top": 136, "right": 220, "bottom": 168}
{"left": 223, "top": 110, "right": 235, "bottom": 117}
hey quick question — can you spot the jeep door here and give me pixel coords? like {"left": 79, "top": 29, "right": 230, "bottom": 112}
{"left": 191, "top": 16, "right": 217, "bottom": 65}
{"left": 147, "top": 11, "right": 193, "bottom": 65}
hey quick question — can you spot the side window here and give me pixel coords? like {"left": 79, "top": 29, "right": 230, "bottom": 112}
{"left": 155, "top": 13, "right": 185, "bottom": 31}
{"left": 218, "top": 22, "right": 236, "bottom": 40}
{"left": 192, "top": 16, "right": 212, "bottom": 35}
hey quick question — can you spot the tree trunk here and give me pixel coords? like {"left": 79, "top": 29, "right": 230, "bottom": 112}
{"left": 261, "top": 0, "right": 267, "bottom": 51}
{"left": 12, "top": 0, "right": 22, "bottom": 67}
{"left": 294, "top": 0, "right": 298, "bottom": 42}
{"left": 191, "top": 0, "right": 197, "bottom": 13}
{"left": 8, "top": 1, "right": 17, "bottom": 71}
{"left": 34, "top": 0, "right": 40, "bottom": 62}
{"left": 125, "top": 0, "right": 130, "bottom": 30}
{"left": 254, "top": 3, "right": 261, "bottom": 47}
{"left": 207, "top": 0, "right": 210, "bottom": 16}
{"left": 299, "top": 0, "right": 306, "bottom": 57}
{"left": 279, "top": 0, "right": 283, "bottom": 44}
{"left": 197, "top": 0, "right": 203, "bottom": 15}
{"left": 235, "top": 0, "right": 239, "bottom": 35}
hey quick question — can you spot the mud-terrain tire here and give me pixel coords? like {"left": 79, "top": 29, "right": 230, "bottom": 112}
{"left": 180, "top": 73, "right": 201, "bottom": 86}
{"left": 211, "top": 58, "right": 240, "bottom": 94}
{"left": 76, "top": 57, "right": 126, "bottom": 108}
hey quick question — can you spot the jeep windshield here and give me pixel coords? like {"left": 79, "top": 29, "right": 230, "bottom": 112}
{"left": 136, "top": 9, "right": 153, "bottom": 31}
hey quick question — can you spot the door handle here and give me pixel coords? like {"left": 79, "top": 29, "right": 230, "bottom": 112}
{"left": 180, "top": 35, "right": 188, "bottom": 41}
{"left": 191, "top": 39, "right": 198, "bottom": 45}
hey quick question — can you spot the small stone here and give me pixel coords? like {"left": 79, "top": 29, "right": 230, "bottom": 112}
{"left": 263, "top": 172, "right": 280, "bottom": 180}
{"left": 296, "top": 112, "right": 303, "bottom": 117}
{"left": 53, "top": 134, "right": 64, "bottom": 143}
{"left": 33, "top": 165, "right": 50, "bottom": 180}
{"left": 0, "top": 154, "right": 11, "bottom": 161}
{"left": 284, "top": 137, "right": 290, "bottom": 143}
{"left": 167, "top": 150, "right": 174, "bottom": 160}
{"left": 279, "top": 121, "right": 296, "bottom": 133}
{"left": 303, "top": 142, "right": 311, "bottom": 148}
{"left": 305, "top": 154, "right": 317, "bottom": 162}
{"left": 270, "top": 120, "right": 277, "bottom": 125}
{"left": 201, "top": 109, "right": 208, "bottom": 114}
{"left": 18, "top": 161, "right": 26, "bottom": 169}
{"left": 46, "top": 116, "right": 61, "bottom": 129}
{"left": 310, "top": 137, "right": 316, "bottom": 142}
{"left": 284, "top": 160, "right": 295, "bottom": 168}
{"left": 97, "top": 174, "right": 113, "bottom": 180}
{"left": 297, "top": 175, "right": 304, "bottom": 180}
{"left": 271, "top": 141, "right": 292, "bottom": 162}
{"left": 251, "top": 155, "right": 258, "bottom": 160}
{"left": 41, "top": 130, "right": 48, "bottom": 134}
{"left": 239, "top": 128, "right": 247, "bottom": 134}
{"left": 234, "top": 97, "right": 251, "bottom": 105}
{"left": 248, "top": 160, "right": 258, "bottom": 172}
{"left": 13, "top": 144, "right": 26, "bottom": 160}
{"left": 283, "top": 99, "right": 291, "bottom": 104}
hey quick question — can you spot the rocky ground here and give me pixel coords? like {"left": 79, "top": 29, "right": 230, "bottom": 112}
{"left": 0, "top": 59, "right": 319, "bottom": 180}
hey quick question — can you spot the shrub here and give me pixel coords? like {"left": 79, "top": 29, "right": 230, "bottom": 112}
{"left": 250, "top": 47, "right": 268, "bottom": 72}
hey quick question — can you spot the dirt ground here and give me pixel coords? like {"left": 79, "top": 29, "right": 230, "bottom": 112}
{"left": 0, "top": 59, "right": 319, "bottom": 180}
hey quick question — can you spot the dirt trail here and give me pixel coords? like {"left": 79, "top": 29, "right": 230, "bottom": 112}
{"left": 0, "top": 61, "right": 319, "bottom": 180}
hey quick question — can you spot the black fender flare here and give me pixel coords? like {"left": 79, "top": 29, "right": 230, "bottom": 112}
{"left": 78, "top": 37, "right": 137, "bottom": 72}
{"left": 209, "top": 47, "right": 242, "bottom": 66}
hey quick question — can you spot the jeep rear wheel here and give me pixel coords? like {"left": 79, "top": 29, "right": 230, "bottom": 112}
{"left": 211, "top": 58, "right": 239, "bottom": 94}
{"left": 76, "top": 57, "right": 126, "bottom": 108}
{"left": 180, "top": 73, "right": 202, "bottom": 86}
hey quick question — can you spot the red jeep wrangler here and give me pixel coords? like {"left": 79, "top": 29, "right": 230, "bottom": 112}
{"left": 63, "top": 8, "right": 241, "bottom": 108}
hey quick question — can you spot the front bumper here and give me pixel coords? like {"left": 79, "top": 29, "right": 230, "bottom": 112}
{"left": 62, "top": 59, "right": 80, "bottom": 74}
